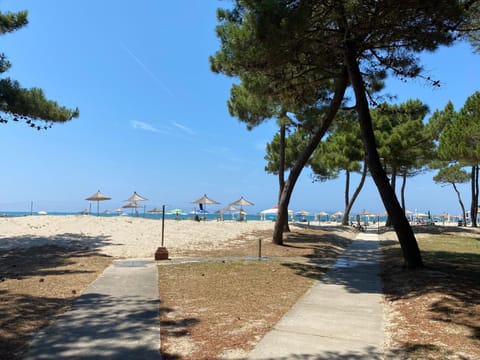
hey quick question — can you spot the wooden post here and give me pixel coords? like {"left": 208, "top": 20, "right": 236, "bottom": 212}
{"left": 161, "top": 205, "right": 165, "bottom": 247}
{"left": 258, "top": 238, "right": 262, "bottom": 259}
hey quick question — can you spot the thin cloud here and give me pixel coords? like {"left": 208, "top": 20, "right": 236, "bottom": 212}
{"left": 131, "top": 120, "right": 169, "bottom": 134}
{"left": 120, "top": 41, "right": 174, "bottom": 97}
{"left": 172, "top": 121, "right": 195, "bottom": 135}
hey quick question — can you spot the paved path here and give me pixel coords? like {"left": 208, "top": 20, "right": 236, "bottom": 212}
{"left": 247, "top": 230, "right": 384, "bottom": 359}
{"left": 24, "top": 259, "right": 161, "bottom": 360}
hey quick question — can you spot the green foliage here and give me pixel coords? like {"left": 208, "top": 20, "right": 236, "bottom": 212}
{"left": 0, "top": 10, "right": 28, "bottom": 35}
{"left": 438, "top": 92, "right": 480, "bottom": 164}
{"left": 211, "top": 0, "right": 478, "bottom": 250}
{"left": 372, "top": 99, "right": 432, "bottom": 174}
{"left": 264, "top": 128, "right": 310, "bottom": 174}
{"left": 460, "top": 1, "right": 480, "bottom": 52}
{"left": 227, "top": 84, "right": 278, "bottom": 130}
{"left": 0, "top": 79, "right": 79, "bottom": 124}
{"left": 309, "top": 110, "right": 363, "bottom": 181}
{"left": 427, "top": 101, "right": 457, "bottom": 141}
{"left": 0, "top": 9, "right": 79, "bottom": 127}
{"left": 433, "top": 164, "right": 470, "bottom": 185}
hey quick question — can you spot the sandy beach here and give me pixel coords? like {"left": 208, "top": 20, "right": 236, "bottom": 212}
{"left": 0, "top": 215, "right": 278, "bottom": 258}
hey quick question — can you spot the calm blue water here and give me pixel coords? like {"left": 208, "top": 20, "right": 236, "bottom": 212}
{"left": 0, "top": 210, "right": 388, "bottom": 223}
{"left": 0, "top": 211, "right": 271, "bottom": 221}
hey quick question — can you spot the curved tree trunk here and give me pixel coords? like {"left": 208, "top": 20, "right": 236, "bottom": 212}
{"left": 452, "top": 182, "right": 467, "bottom": 225}
{"left": 385, "top": 167, "right": 397, "bottom": 227}
{"left": 470, "top": 165, "right": 479, "bottom": 227}
{"left": 342, "top": 170, "right": 351, "bottom": 225}
{"left": 343, "top": 159, "right": 368, "bottom": 225}
{"left": 345, "top": 43, "right": 423, "bottom": 269}
{"left": 475, "top": 165, "right": 479, "bottom": 227}
{"left": 272, "top": 69, "right": 349, "bottom": 244}
{"left": 278, "top": 122, "right": 290, "bottom": 232}
{"left": 401, "top": 171, "right": 407, "bottom": 212}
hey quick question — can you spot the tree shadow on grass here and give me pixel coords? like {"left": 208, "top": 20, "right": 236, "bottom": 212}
{"left": 0, "top": 290, "right": 71, "bottom": 360}
{"left": 283, "top": 228, "right": 352, "bottom": 252}
{"left": 0, "top": 239, "right": 112, "bottom": 281}
{"left": 159, "top": 305, "right": 200, "bottom": 360}
{"left": 382, "top": 241, "right": 480, "bottom": 355}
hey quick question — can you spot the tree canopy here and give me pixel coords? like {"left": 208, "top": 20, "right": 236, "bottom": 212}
{"left": 211, "top": 0, "right": 480, "bottom": 268}
{"left": 436, "top": 91, "right": 480, "bottom": 226}
{"left": 0, "top": 9, "right": 79, "bottom": 128}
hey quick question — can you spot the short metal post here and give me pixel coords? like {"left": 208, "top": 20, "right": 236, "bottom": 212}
{"left": 161, "top": 205, "right": 166, "bottom": 247}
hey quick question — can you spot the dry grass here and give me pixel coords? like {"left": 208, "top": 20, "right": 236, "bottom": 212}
{"left": 382, "top": 226, "right": 480, "bottom": 360}
{"left": 158, "top": 226, "right": 355, "bottom": 359}
{"left": 0, "top": 245, "right": 112, "bottom": 360}
{"left": 0, "top": 225, "right": 355, "bottom": 360}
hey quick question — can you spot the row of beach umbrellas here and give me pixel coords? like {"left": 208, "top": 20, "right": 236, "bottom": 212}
{"left": 85, "top": 191, "right": 255, "bottom": 217}
{"left": 85, "top": 190, "right": 148, "bottom": 216}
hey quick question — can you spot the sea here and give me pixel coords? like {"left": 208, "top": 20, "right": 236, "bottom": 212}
{"left": 0, "top": 210, "right": 388, "bottom": 224}
{"left": 0, "top": 211, "right": 293, "bottom": 222}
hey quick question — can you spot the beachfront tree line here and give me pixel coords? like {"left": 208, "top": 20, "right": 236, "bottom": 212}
{"left": 0, "top": 9, "right": 78, "bottom": 129}
{"left": 211, "top": 0, "right": 480, "bottom": 269}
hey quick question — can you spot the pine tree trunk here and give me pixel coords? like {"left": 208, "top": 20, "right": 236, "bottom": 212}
{"left": 452, "top": 182, "right": 467, "bottom": 225}
{"left": 342, "top": 170, "right": 351, "bottom": 225}
{"left": 385, "top": 167, "right": 397, "bottom": 227}
{"left": 272, "top": 69, "right": 349, "bottom": 244}
{"left": 471, "top": 165, "right": 479, "bottom": 227}
{"left": 343, "top": 159, "right": 368, "bottom": 225}
{"left": 401, "top": 171, "right": 407, "bottom": 212}
{"left": 345, "top": 43, "right": 423, "bottom": 269}
{"left": 278, "top": 123, "right": 290, "bottom": 232}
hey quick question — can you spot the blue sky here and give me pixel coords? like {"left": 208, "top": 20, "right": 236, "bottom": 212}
{"left": 1, "top": 0, "right": 479, "bottom": 216}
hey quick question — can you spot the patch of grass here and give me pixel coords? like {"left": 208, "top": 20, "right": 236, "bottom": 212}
{"left": 382, "top": 229, "right": 480, "bottom": 359}
{"left": 158, "top": 227, "right": 354, "bottom": 359}
{"left": 159, "top": 260, "right": 314, "bottom": 360}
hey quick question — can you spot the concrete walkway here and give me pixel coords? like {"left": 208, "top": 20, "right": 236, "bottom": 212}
{"left": 24, "top": 259, "right": 161, "bottom": 360}
{"left": 247, "top": 230, "right": 384, "bottom": 360}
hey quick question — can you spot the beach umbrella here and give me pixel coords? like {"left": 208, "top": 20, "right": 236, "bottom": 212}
{"left": 123, "top": 201, "right": 140, "bottom": 209}
{"left": 331, "top": 211, "right": 344, "bottom": 221}
{"left": 114, "top": 207, "right": 123, "bottom": 214}
{"left": 258, "top": 205, "right": 294, "bottom": 220}
{"left": 315, "top": 211, "right": 328, "bottom": 221}
{"left": 295, "top": 210, "right": 310, "bottom": 216}
{"left": 169, "top": 208, "right": 183, "bottom": 214}
{"left": 123, "top": 201, "right": 141, "bottom": 215}
{"left": 230, "top": 196, "right": 254, "bottom": 220}
{"left": 125, "top": 191, "right": 148, "bottom": 202}
{"left": 230, "top": 196, "right": 254, "bottom": 211}
{"left": 169, "top": 208, "right": 184, "bottom": 218}
{"left": 192, "top": 193, "right": 220, "bottom": 216}
{"left": 85, "top": 190, "right": 111, "bottom": 216}
{"left": 259, "top": 207, "right": 279, "bottom": 215}
{"left": 148, "top": 207, "right": 163, "bottom": 214}
{"left": 217, "top": 204, "right": 238, "bottom": 220}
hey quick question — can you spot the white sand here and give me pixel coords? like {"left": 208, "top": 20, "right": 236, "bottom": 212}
{"left": 0, "top": 215, "right": 277, "bottom": 258}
